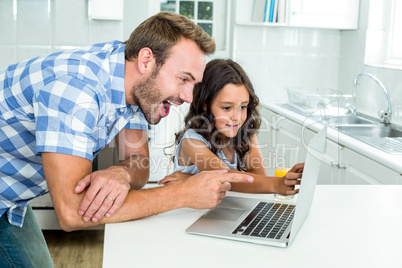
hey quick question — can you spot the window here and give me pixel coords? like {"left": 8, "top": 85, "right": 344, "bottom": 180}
{"left": 386, "top": 0, "right": 402, "bottom": 65}
{"left": 365, "top": 0, "right": 402, "bottom": 70}
{"left": 160, "top": 0, "right": 227, "bottom": 51}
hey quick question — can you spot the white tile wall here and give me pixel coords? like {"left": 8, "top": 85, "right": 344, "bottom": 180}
{"left": 0, "top": 0, "right": 124, "bottom": 69}
{"left": 0, "top": 0, "right": 17, "bottom": 45}
{"left": 17, "top": 0, "right": 52, "bottom": 46}
{"left": 338, "top": 0, "right": 402, "bottom": 126}
{"left": 231, "top": 1, "right": 402, "bottom": 126}
{"left": 53, "top": 0, "right": 89, "bottom": 46}
{"left": 232, "top": 26, "right": 341, "bottom": 103}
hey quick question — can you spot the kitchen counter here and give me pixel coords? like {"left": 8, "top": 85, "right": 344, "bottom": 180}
{"left": 262, "top": 102, "right": 402, "bottom": 174}
{"left": 103, "top": 185, "right": 402, "bottom": 268}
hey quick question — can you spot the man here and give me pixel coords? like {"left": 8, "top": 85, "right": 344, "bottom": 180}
{"left": 0, "top": 12, "right": 253, "bottom": 267}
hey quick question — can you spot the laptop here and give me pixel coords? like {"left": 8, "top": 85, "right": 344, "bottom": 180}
{"left": 185, "top": 126, "right": 327, "bottom": 247}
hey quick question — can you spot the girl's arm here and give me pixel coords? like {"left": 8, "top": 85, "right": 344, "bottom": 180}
{"left": 243, "top": 135, "right": 267, "bottom": 176}
{"left": 159, "top": 137, "right": 302, "bottom": 195}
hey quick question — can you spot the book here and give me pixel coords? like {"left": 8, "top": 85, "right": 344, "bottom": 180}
{"left": 252, "top": 0, "right": 267, "bottom": 22}
{"left": 268, "top": 0, "right": 276, "bottom": 22}
{"left": 272, "top": 0, "right": 279, "bottom": 22}
{"left": 264, "top": 0, "right": 271, "bottom": 22}
{"left": 277, "top": 0, "right": 287, "bottom": 23}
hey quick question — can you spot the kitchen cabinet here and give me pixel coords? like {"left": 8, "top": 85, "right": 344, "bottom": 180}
{"left": 235, "top": 0, "right": 360, "bottom": 29}
{"left": 259, "top": 106, "right": 402, "bottom": 185}
{"left": 258, "top": 106, "right": 343, "bottom": 184}
{"left": 317, "top": 137, "right": 344, "bottom": 184}
{"left": 288, "top": 0, "right": 360, "bottom": 29}
{"left": 342, "top": 148, "right": 402, "bottom": 185}
{"left": 258, "top": 107, "right": 306, "bottom": 164}
{"left": 257, "top": 107, "right": 276, "bottom": 175}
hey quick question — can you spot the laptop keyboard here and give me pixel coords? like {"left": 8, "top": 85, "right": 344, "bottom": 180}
{"left": 232, "top": 202, "right": 295, "bottom": 239}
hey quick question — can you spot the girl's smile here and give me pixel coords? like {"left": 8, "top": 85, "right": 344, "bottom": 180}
{"left": 210, "top": 83, "right": 250, "bottom": 138}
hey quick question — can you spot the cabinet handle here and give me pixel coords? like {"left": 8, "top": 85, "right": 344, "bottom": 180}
{"left": 338, "top": 163, "right": 347, "bottom": 169}
{"left": 271, "top": 126, "right": 279, "bottom": 130}
{"left": 330, "top": 161, "right": 347, "bottom": 169}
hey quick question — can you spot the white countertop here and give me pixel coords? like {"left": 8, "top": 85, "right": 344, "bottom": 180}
{"left": 262, "top": 102, "right": 402, "bottom": 173}
{"left": 103, "top": 185, "right": 402, "bottom": 268}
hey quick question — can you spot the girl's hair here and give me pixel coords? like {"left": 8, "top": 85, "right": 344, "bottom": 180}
{"left": 174, "top": 59, "right": 261, "bottom": 171}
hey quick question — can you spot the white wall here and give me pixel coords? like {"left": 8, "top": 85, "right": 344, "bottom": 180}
{"left": 0, "top": 0, "right": 125, "bottom": 69}
{"left": 1, "top": 0, "right": 401, "bottom": 126}
{"left": 231, "top": 25, "right": 341, "bottom": 104}
{"left": 230, "top": 0, "right": 402, "bottom": 126}
{"left": 338, "top": 0, "right": 402, "bottom": 126}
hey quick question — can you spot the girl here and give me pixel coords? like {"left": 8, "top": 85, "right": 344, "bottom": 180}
{"left": 158, "top": 59, "right": 303, "bottom": 195}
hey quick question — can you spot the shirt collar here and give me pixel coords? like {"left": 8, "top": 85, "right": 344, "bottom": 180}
{"left": 107, "top": 42, "right": 140, "bottom": 114}
{"left": 108, "top": 42, "right": 127, "bottom": 110}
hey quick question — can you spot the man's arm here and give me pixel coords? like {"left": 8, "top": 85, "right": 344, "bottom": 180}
{"left": 42, "top": 152, "right": 254, "bottom": 232}
{"left": 115, "top": 128, "right": 150, "bottom": 189}
{"left": 158, "top": 138, "right": 302, "bottom": 194}
{"left": 73, "top": 129, "right": 150, "bottom": 222}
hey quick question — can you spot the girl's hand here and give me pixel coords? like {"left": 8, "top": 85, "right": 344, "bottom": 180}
{"left": 278, "top": 163, "right": 304, "bottom": 195}
{"left": 158, "top": 171, "right": 192, "bottom": 186}
{"left": 288, "top": 163, "right": 304, "bottom": 174}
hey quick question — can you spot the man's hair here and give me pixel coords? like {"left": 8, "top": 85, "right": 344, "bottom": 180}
{"left": 124, "top": 12, "right": 216, "bottom": 68}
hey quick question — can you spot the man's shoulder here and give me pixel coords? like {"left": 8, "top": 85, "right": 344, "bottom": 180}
{"left": 86, "top": 40, "right": 123, "bottom": 53}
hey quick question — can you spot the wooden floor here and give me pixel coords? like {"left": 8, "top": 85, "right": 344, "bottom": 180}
{"left": 43, "top": 230, "right": 104, "bottom": 268}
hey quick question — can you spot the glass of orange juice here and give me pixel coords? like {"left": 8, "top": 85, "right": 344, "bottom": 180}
{"left": 274, "top": 144, "right": 299, "bottom": 200}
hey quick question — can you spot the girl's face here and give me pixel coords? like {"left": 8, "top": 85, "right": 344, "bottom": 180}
{"left": 210, "top": 83, "right": 250, "bottom": 138}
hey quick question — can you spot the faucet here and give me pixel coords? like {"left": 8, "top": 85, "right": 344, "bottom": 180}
{"left": 353, "top": 72, "right": 392, "bottom": 124}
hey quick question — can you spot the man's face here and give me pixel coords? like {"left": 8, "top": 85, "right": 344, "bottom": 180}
{"left": 131, "top": 38, "right": 206, "bottom": 125}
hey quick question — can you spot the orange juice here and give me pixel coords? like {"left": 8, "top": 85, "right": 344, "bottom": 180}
{"left": 275, "top": 167, "right": 291, "bottom": 177}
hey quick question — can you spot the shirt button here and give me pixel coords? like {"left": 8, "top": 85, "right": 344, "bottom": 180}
{"left": 107, "top": 123, "right": 110, "bottom": 127}
{"left": 120, "top": 108, "right": 125, "bottom": 113}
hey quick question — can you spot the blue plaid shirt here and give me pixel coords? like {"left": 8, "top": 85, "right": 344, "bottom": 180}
{"left": 0, "top": 41, "right": 148, "bottom": 227}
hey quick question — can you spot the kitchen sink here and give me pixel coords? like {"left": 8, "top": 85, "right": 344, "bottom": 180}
{"left": 336, "top": 125, "right": 402, "bottom": 138}
{"left": 307, "top": 114, "right": 376, "bottom": 125}
{"left": 278, "top": 102, "right": 402, "bottom": 153}
{"left": 327, "top": 115, "right": 375, "bottom": 125}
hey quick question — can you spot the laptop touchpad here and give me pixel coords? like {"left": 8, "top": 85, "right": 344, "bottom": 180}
{"left": 204, "top": 207, "right": 246, "bottom": 221}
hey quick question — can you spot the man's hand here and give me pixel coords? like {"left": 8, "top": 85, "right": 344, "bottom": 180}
{"left": 178, "top": 170, "right": 254, "bottom": 209}
{"left": 157, "top": 171, "right": 192, "bottom": 185}
{"left": 74, "top": 166, "right": 131, "bottom": 222}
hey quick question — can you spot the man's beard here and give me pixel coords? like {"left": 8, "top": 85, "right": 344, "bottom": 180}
{"left": 130, "top": 76, "right": 163, "bottom": 125}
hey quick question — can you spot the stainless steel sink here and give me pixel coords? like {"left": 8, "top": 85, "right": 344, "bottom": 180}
{"left": 336, "top": 125, "right": 402, "bottom": 138}
{"left": 279, "top": 102, "right": 402, "bottom": 153}
{"left": 327, "top": 115, "right": 375, "bottom": 125}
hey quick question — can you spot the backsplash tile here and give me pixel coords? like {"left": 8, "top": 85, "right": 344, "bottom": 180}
{"left": 88, "top": 20, "right": 123, "bottom": 44}
{"left": 0, "top": 45, "right": 17, "bottom": 67}
{"left": 233, "top": 26, "right": 340, "bottom": 103}
{"left": 17, "top": 0, "right": 52, "bottom": 45}
{"left": 0, "top": 0, "right": 17, "bottom": 45}
{"left": 17, "top": 45, "right": 51, "bottom": 62}
{"left": 53, "top": 0, "right": 89, "bottom": 46}
{"left": 0, "top": 0, "right": 123, "bottom": 69}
